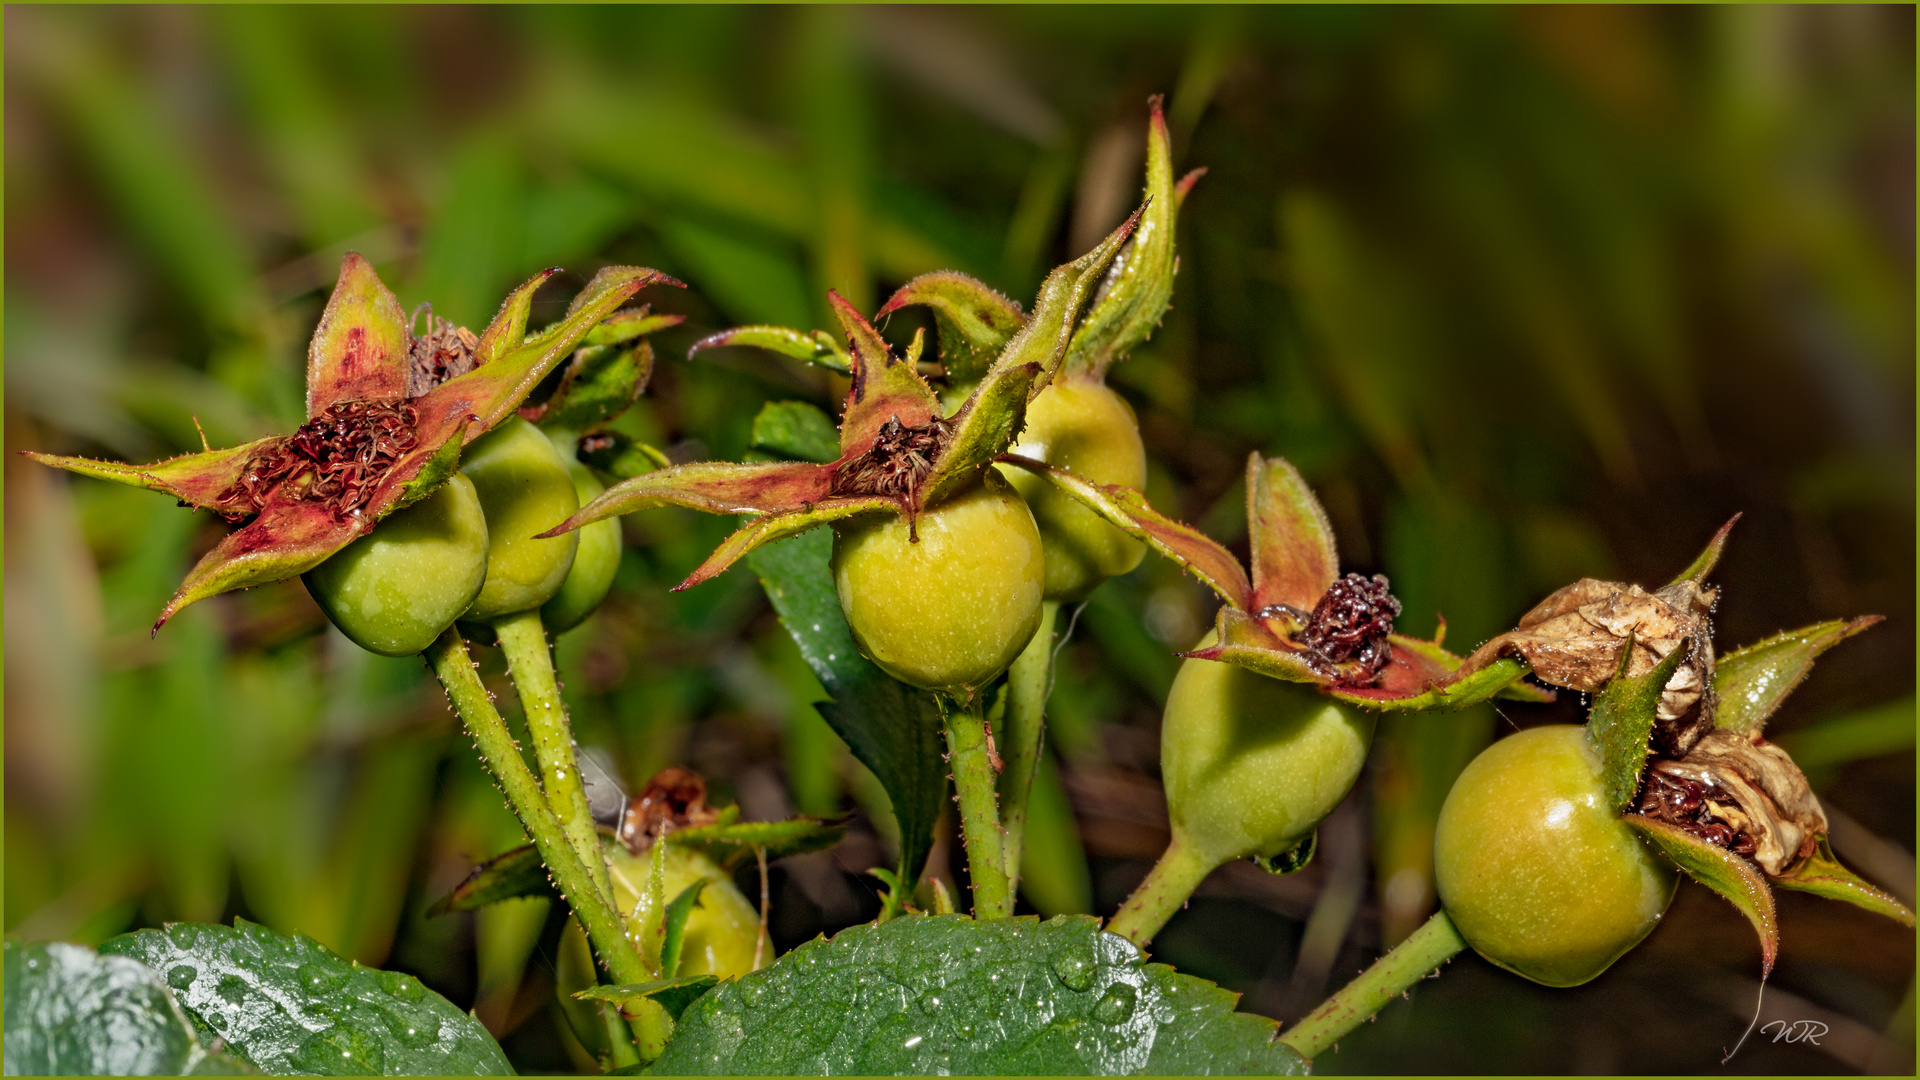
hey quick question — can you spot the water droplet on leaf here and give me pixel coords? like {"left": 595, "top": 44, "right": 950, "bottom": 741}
{"left": 1051, "top": 949, "right": 1096, "bottom": 992}
{"left": 1093, "top": 982, "right": 1137, "bottom": 1025}
{"left": 166, "top": 965, "right": 198, "bottom": 991}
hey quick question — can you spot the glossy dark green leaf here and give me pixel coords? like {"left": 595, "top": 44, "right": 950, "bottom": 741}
{"left": 1624, "top": 815, "right": 1777, "bottom": 975}
{"left": 745, "top": 528, "right": 946, "bottom": 896}
{"left": 748, "top": 400, "right": 841, "bottom": 464}
{"left": 649, "top": 914, "right": 1309, "bottom": 1075}
{"left": 661, "top": 879, "right": 711, "bottom": 979}
{"left": 1587, "top": 642, "right": 1687, "bottom": 814}
{"left": 99, "top": 919, "right": 512, "bottom": 1076}
{"left": 1714, "top": 617, "right": 1881, "bottom": 736}
{"left": 4, "top": 940, "right": 256, "bottom": 1076}
{"left": 1771, "top": 840, "right": 1916, "bottom": 927}
{"left": 668, "top": 817, "right": 848, "bottom": 871}
{"left": 578, "top": 976, "right": 720, "bottom": 1023}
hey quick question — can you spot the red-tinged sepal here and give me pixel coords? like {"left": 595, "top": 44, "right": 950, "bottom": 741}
{"left": 874, "top": 271, "right": 1025, "bottom": 382}
{"left": 22, "top": 438, "right": 281, "bottom": 514}
{"left": 1713, "top": 617, "right": 1882, "bottom": 736}
{"left": 998, "top": 455, "right": 1252, "bottom": 609}
{"left": 307, "top": 253, "right": 410, "bottom": 416}
{"left": 1247, "top": 454, "right": 1339, "bottom": 613}
{"left": 473, "top": 268, "right": 563, "bottom": 370}
{"left": 1330, "top": 647, "right": 1547, "bottom": 712}
{"left": 996, "top": 205, "right": 1142, "bottom": 401}
{"left": 1182, "top": 608, "right": 1323, "bottom": 683}
{"left": 830, "top": 291, "right": 942, "bottom": 456}
{"left": 1771, "top": 838, "right": 1916, "bottom": 926}
{"left": 1063, "top": 96, "right": 1187, "bottom": 380}
{"left": 154, "top": 497, "right": 365, "bottom": 633}
{"left": 1625, "top": 814, "right": 1779, "bottom": 977}
{"left": 688, "top": 324, "right": 850, "bottom": 373}
{"left": 540, "top": 460, "right": 835, "bottom": 537}
{"left": 671, "top": 496, "right": 896, "bottom": 592}
{"left": 416, "top": 266, "right": 681, "bottom": 447}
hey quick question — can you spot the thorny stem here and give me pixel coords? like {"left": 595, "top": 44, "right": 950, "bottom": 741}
{"left": 493, "top": 608, "right": 616, "bottom": 907}
{"left": 424, "top": 629, "right": 666, "bottom": 1054}
{"left": 941, "top": 695, "right": 1013, "bottom": 920}
{"left": 999, "top": 600, "right": 1058, "bottom": 892}
{"left": 1106, "top": 835, "right": 1215, "bottom": 946}
{"left": 1276, "top": 909, "right": 1467, "bottom": 1061}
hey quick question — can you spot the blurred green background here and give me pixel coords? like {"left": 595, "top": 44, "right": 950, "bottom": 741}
{"left": 5, "top": 5, "right": 1912, "bottom": 1073}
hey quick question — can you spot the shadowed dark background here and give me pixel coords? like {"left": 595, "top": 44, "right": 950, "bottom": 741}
{"left": 6, "top": 6, "right": 1912, "bottom": 1073}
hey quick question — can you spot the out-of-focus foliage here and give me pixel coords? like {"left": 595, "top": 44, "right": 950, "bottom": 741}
{"left": 5, "top": 6, "right": 1910, "bottom": 1073}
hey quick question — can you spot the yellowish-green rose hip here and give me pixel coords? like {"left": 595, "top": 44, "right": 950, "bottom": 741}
{"left": 1001, "top": 377, "right": 1148, "bottom": 601}
{"left": 303, "top": 472, "right": 489, "bottom": 657}
{"left": 1435, "top": 724, "right": 1678, "bottom": 987}
{"left": 831, "top": 472, "right": 1044, "bottom": 696}
{"left": 608, "top": 844, "right": 761, "bottom": 978}
{"left": 541, "top": 463, "right": 623, "bottom": 634}
{"left": 459, "top": 416, "right": 580, "bottom": 621}
{"left": 1162, "top": 643, "right": 1376, "bottom": 866}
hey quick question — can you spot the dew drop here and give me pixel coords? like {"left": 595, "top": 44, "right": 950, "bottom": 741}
{"left": 917, "top": 992, "right": 943, "bottom": 1016}
{"left": 1093, "top": 982, "right": 1137, "bottom": 1025}
{"left": 1051, "top": 949, "right": 1096, "bottom": 992}
{"left": 740, "top": 977, "right": 770, "bottom": 1007}
{"left": 381, "top": 970, "right": 427, "bottom": 1003}
{"left": 297, "top": 963, "right": 343, "bottom": 994}
{"left": 216, "top": 975, "right": 249, "bottom": 1006}
{"left": 166, "top": 965, "right": 198, "bottom": 991}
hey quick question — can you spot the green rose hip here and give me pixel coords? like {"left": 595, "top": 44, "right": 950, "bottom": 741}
{"left": 831, "top": 472, "right": 1045, "bottom": 696}
{"left": 303, "top": 472, "right": 490, "bottom": 657}
{"left": 1435, "top": 724, "right": 1677, "bottom": 987}
{"left": 1161, "top": 641, "right": 1377, "bottom": 868}
{"left": 459, "top": 416, "right": 581, "bottom": 621}
{"left": 1002, "top": 378, "right": 1148, "bottom": 601}
{"left": 541, "top": 462, "right": 623, "bottom": 633}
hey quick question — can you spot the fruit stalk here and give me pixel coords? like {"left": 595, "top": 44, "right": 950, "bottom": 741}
{"left": 941, "top": 696, "right": 1014, "bottom": 919}
{"left": 1106, "top": 835, "right": 1214, "bottom": 946}
{"left": 998, "top": 599, "right": 1059, "bottom": 888}
{"left": 1277, "top": 909, "right": 1467, "bottom": 1061}
{"left": 424, "top": 630, "right": 658, "bottom": 1007}
{"left": 493, "top": 608, "right": 616, "bottom": 907}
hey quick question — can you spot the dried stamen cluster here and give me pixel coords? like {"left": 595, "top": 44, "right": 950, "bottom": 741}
{"left": 407, "top": 310, "right": 480, "bottom": 397}
{"left": 1635, "top": 729, "right": 1827, "bottom": 875}
{"left": 1256, "top": 572, "right": 1402, "bottom": 685}
{"left": 830, "top": 414, "right": 949, "bottom": 505}
{"left": 618, "top": 766, "right": 720, "bottom": 854}
{"left": 219, "top": 400, "right": 420, "bottom": 522}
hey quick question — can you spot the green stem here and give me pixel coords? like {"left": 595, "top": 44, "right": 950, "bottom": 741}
{"left": 1276, "top": 910, "right": 1467, "bottom": 1061}
{"left": 1106, "top": 835, "right": 1215, "bottom": 947}
{"left": 425, "top": 630, "right": 649, "bottom": 985}
{"left": 999, "top": 600, "right": 1058, "bottom": 892}
{"left": 941, "top": 696, "right": 1013, "bottom": 920}
{"left": 493, "top": 608, "right": 615, "bottom": 907}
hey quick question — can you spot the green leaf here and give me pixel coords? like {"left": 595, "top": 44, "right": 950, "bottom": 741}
{"left": 578, "top": 977, "right": 720, "bottom": 1023}
{"left": 4, "top": 940, "right": 257, "bottom": 1076}
{"left": 536, "top": 341, "right": 656, "bottom": 433}
{"left": 649, "top": 914, "right": 1309, "bottom": 1075}
{"left": 689, "top": 324, "right": 851, "bottom": 374}
{"left": 1624, "top": 815, "right": 1777, "bottom": 975}
{"left": 746, "top": 528, "right": 947, "bottom": 896}
{"left": 668, "top": 817, "right": 848, "bottom": 871}
{"left": 661, "top": 879, "right": 712, "bottom": 979}
{"left": 1714, "top": 617, "right": 1882, "bottom": 736}
{"left": 99, "top": 919, "right": 512, "bottom": 1076}
{"left": 1771, "top": 841, "right": 1916, "bottom": 926}
{"left": 427, "top": 838, "right": 556, "bottom": 915}
{"left": 749, "top": 400, "right": 841, "bottom": 464}
{"left": 875, "top": 271, "right": 1026, "bottom": 382}
{"left": 1586, "top": 641, "right": 1687, "bottom": 814}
